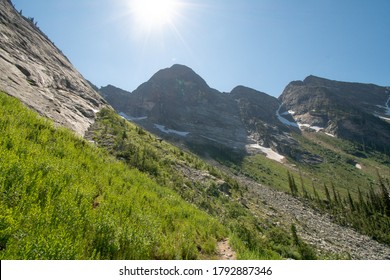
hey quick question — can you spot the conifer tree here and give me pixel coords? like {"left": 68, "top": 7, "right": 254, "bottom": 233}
{"left": 331, "top": 183, "right": 339, "bottom": 206}
{"left": 287, "top": 171, "right": 298, "bottom": 197}
{"left": 291, "top": 224, "right": 299, "bottom": 246}
{"left": 299, "top": 169, "right": 308, "bottom": 198}
{"left": 378, "top": 175, "right": 390, "bottom": 217}
{"left": 347, "top": 190, "right": 355, "bottom": 212}
{"left": 324, "top": 184, "right": 331, "bottom": 204}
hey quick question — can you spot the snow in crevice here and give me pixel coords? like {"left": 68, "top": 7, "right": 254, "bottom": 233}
{"left": 276, "top": 104, "right": 299, "bottom": 128}
{"left": 154, "top": 124, "right": 190, "bottom": 137}
{"left": 276, "top": 104, "right": 335, "bottom": 137}
{"left": 374, "top": 114, "right": 390, "bottom": 122}
{"left": 297, "top": 123, "right": 324, "bottom": 132}
{"left": 385, "top": 95, "right": 390, "bottom": 116}
{"left": 325, "top": 132, "right": 336, "bottom": 138}
{"left": 119, "top": 112, "right": 148, "bottom": 121}
{"left": 375, "top": 95, "right": 390, "bottom": 117}
{"left": 276, "top": 104, "right": 325, "bottom": 132}
{"left": 247, "top": 143, "right": 285, "bottom": 163}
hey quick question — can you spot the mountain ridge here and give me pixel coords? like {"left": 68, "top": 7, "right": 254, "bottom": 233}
{"left": 1, "top": 0, "right": 390, "bottom": 260}
{"left": 101, "top": 64, "right": 390, "bottom": 157}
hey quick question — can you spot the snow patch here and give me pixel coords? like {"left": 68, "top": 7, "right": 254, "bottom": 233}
{"left": 375, "top": 114, "right": 390, "bottom": 122}
{"left": 298, "top": 123, "right": 324, "bottom": 132}
{"left": 154, "top": 124, "right": 190, "bottom": 137}
{"left": 325, "top": 132, "right": 336, "bottom": 138}
{"left": 385, "top": 95, "right": 390, "bottom": 116}
{"left": 276, "top": 104, "right": 299, "bottom": 128}
{"left": 119, "top": 112, "right": 148, "bottom": 121}
{"left": 276, "top": 104, "right": 332, "bottom": 135}
{"left": 288, "top": 110, "right": 296, "bottom": 115}
{"left": 376, "top": 95, "right": 390, "bottom": 116}
{"left": 247, "top": 144, "right": 285, "bottom": 163}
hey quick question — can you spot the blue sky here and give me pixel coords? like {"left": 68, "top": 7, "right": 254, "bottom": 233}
{"left": 12, "top": 0, "right": 390, "bottom": 96}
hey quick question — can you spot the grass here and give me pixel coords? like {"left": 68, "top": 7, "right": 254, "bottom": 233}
{"left": 0, "top": 91, "right": 226, "bottom": 259}
{"left": 236, "top": 129, "right": 390, "bottom": 245}
{"left": 0, "top": 91, "right": 337, "bottom": 260}
{"left": 87, "top": 107, "right": 326, "bottom": 260}
{"left": 239, "top": 130, "right": 390, "bottom": 201}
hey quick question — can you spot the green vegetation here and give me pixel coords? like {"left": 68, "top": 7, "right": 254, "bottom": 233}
{"left": 0, "top": 92, "right": 226, "bottom": 259}
{"left": 0, "top": 91, "right": 322, "bottom": 260}
{"left": 237, "top": 130, "right": 390, "bottom": 245}
{"left": 87, "top": 107, "right": 322, "bottom": 260}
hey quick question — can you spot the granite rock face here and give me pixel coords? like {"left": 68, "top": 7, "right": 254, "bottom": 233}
{"left": 119, "top": 65, "right": 249, "bottom": 158}
{"left": 279, "top": 76, "right": 390, "bottom": 154}
{"left": 0, "top": 0, "right": 108, "bottom": 136}
{"left": 100, "top": 65, "right": 300, "bottom": 161}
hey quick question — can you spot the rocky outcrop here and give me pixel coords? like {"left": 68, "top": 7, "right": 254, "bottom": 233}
{"left": 101, "top": 65, "right": 250, "bottom": 159}
{"left": 230, "top": 85, "right": 300, "bottom": 157}
{"left": 100, "top": 65, "right": 304, "bottom": 162}
{"left": 280, "top": 76, "right": 390, "bottom": 154}
{"left": 0, "top": 0, "right": 108, "bottom": 136}
{"left": 99, "top": 84, "right": 130, "bottom": 113}
{"left": 100, "top": 65, "right": 327, "bottom": 163}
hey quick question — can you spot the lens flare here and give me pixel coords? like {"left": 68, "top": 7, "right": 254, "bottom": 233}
{"left": 131, "top": 0, "right": 180, "bottom": 29}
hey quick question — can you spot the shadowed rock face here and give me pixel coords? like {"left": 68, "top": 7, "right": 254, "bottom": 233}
{"left": 100, "top": 65, "right": 302, "bottom": 162}
{"left": 0, "top": 0, "right": 108, "bottom": 136}
{"left": 280, "top": 76, "right": 390, "bottom": 154}
{"left": 121, "top": 65, "right": 249, "bottom": 156}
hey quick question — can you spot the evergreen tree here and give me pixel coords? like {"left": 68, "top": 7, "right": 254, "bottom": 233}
{"left": 347, "top": 190, "right": 355, "bottom": 212}
{"left": 312, "top": 182, "right": 320, "bottom": 203}
{"left": 377, "top": 171, "right": 390, "bottom": 217}
{"left": 287, "top": 171, "right": 298, "bottom": 197}
{"left": 299, "top": 169, "right": 308, "bottom": 198}
{"left": 331, "top": 183, "right": 340, "bottom": 206}
{"left": 324, "top": 184, "right": 331, "bottom": 204}
{"left": 291, "top": 224, "right": 299, "bottom": 246}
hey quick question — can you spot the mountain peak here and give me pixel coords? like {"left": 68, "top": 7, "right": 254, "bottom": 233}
{"left": 148, "top": 64, "right": 210, "bottom": 88}
{"left": 303, "top": 75, "right": 331, "bottom": 85}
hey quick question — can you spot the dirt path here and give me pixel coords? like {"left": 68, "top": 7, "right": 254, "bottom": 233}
{"left": 217, "top": 239, "right": 237, "bottom": 260}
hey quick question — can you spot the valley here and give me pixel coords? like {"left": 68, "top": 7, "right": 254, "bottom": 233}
{"left": 0, "top": 0, "right": 389, "bottom": 260}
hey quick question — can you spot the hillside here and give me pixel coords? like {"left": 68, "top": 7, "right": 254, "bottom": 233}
{"left": 86, "top": 93, "right": 390, "bottom": 259}
{"left": 0, "top": 91, "right": 228, "bottom": 259}
{"left": 1, "top": 0, "right": 389, "bottom": 260}
{"left": 101, "top": 66, "right": 390, "bottom": 258}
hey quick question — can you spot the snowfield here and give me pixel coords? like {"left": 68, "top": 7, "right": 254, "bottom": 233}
{"left": 154, "top": 124, "right": 190, "bottom": 137}
{"left": 119, "top": 112, "right": 148, "bottom": 121}
{"left": 247, "top": 143, "right": 285, "bottom": 163}
{"left": 276, "top": 104, "right": 299, "bottom": 128}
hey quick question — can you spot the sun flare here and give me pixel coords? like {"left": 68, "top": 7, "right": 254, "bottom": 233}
{"left": 130, "top": 0, "right": 180, "bottom": 29}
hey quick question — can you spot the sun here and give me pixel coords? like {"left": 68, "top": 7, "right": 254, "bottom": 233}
{"left": 130, "top": 0, "right": 180, "bottom": 30}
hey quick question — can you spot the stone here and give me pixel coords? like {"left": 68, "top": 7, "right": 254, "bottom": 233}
{"left": 0, "top": 0, "right": 109, "bottom": 136}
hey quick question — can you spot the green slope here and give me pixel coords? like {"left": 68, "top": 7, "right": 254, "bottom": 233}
{"left": 0, "top": 91, "right": 226, "bottom": 259}
{"left": 86, "top": 105, "right": 326, "bottom": 260}
{"left": 238, "top": 130, "right": 390, "bottom": 245}
{"left": 0, "top": 91, "right": 329, "bottom": 260}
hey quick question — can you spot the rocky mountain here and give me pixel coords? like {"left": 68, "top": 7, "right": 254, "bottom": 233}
{"left": 101, "top": 67, "right": 390, "bottom": 160}
{"left": 2, "top": 0, "right": 390, "bottom": 260}
{"left": 99, "top": 64, "right": 303, "bottom": 162}
{"left": 279, "top": 76, "right": 390, "bottom": 154}
{"left": 0, "top": 0, "right": 107, "bottom": 136}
